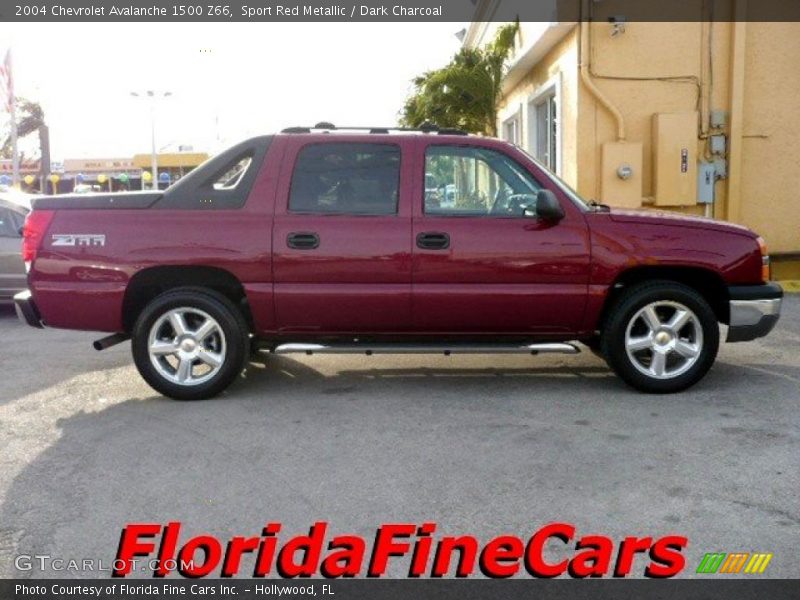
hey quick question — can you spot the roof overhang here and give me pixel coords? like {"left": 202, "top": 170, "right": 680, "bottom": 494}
{"left": 501, "top": 22, "right": 576, "bottom": 96}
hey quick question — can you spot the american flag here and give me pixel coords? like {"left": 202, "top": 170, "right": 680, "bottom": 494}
{"left": 0, "top": 49, "right": 13, "bottom": 113}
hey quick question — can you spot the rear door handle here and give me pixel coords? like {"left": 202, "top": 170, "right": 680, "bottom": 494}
{"left": 416, "top": 231, "right": 450, "bottom": 250}
{"left": 287, "top": 232, "right": 320, "bottom": 250}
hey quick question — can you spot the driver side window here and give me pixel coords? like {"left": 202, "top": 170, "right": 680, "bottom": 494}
{"left": 424, "top": 146, "right": 542, "bottom": 217}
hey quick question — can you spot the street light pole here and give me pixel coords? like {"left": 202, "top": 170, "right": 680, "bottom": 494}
{"left": 131, "top": 90, "right": 172, "bottom": 190}
{"left": 149, "top": 95, "right": 157, "bottom": 191}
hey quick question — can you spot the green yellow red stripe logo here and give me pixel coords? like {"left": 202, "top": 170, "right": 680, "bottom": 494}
{"left": 696, "top": 552, "right": 773, "bottom": 574}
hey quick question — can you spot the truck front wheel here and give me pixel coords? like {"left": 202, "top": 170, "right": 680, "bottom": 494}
{"left": 601, "top": 281, "right": 719, "bottom": 393}
{"left": 131, "top": 288, "right": 249, "bottom": 400}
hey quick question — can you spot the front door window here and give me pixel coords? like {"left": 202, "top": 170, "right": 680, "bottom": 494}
{"left": 423, "top": 145, "right": 542, "bottom": 217}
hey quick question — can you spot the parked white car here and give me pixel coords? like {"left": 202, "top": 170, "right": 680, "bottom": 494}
{"left": 0, "top": 188, "right": 34, "bottom": 210}
{"left": 0, "top": 195, "right": 28, "bottom": 302}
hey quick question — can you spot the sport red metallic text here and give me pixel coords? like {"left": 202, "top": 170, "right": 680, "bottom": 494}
{"left": 113, "top": 522, "right": 688, "bottom": 578}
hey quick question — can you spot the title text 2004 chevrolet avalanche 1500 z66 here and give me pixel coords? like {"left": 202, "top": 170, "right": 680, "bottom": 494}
{"left": 14, "top": 127, "right": 783, "bottom": 400}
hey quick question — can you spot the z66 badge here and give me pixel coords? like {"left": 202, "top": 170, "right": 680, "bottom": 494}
{"left": 52, "top": 234, "right": 106, "bottom": 247}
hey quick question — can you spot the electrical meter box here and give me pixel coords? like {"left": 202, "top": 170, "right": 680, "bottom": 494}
{"left": 697, "top": 161, "right": 715, "bottom": 204}
{"left": 652, "top": 112, "right": 698, "bottom": 206}
{"left": 600, "top": 141, "right": 643, "bottom": 208}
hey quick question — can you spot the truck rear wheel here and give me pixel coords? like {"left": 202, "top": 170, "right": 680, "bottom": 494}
{"left": 601, "top": 281, "right": 719, "bottom": 393}
{"left": 131, "top": 288, "right": 249, "bottom": 400}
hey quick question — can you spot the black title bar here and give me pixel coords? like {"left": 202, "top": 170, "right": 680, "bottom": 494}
{"left": 2, "top": 579, "right": 800, "bottom": 600}
{"left": 2, "top": 0, "right": 800, "bottom": 22}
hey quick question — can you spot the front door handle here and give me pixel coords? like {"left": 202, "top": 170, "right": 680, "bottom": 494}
{"left": 287, "top": 232, "right": 320, "bottom": 250}
{"left": 416, "top": 231, "right": 450, "bottom": 250}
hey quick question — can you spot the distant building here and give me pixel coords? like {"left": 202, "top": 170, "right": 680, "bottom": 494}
{"left": 63, "top": 157, "right": 137, "bottom": 175}
{"left": 16, "top": 151, "right": 209, "bottom": 193}
{"left": 62, "top": 157, "right": 139, "bottom": 191}
{"left": 132, "top": 151, "right": 209, "bottom": 188}
{"left": 0, "top": 158, "right": 39, "bottom": 176}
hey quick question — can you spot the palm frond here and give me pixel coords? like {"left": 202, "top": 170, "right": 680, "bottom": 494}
{"left": 399, "top": 22, "right": 520, "bottom": 136}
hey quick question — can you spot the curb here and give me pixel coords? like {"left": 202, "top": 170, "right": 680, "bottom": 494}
{"left": 777, "top": 280, "right": 800, "bottom": 293}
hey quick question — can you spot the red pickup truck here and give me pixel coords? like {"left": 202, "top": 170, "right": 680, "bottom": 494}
{"left": 14, "top": 126, "right": 782, "bottom": 400}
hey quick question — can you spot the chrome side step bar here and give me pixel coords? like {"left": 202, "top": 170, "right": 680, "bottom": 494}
{"left": 272, "top": 342, "right": 580, "bottom": 356}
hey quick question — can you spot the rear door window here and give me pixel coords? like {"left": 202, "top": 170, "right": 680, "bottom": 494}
{"left": 213, "top": 156, "right": 252, "bottom": 190}
{"left": 289, "top": 143, "right": 400, "bottom": 215}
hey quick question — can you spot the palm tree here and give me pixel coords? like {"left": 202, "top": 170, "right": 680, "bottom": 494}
{"left": 1, "top": 97, "right": 45, "bottom": 159}
{"left": 400, "top": 23, "right": 519, "bottom": 136}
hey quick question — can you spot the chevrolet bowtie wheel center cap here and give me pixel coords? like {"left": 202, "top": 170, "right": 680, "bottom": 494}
{"left": 655, "top": 331, "right": 672, "bottom": 345}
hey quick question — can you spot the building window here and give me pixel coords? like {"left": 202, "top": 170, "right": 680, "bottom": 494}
{"left": 527, "top": 77, "right": 561, "bottom": 175}
{"left": 289, "top": 143, "right": 400, "bottom": 215}
{"left": 503, "top": 116, "right": 520, "bottom": 145}
{"left": 532, "top": 92, "right": 557, "bottom": 172}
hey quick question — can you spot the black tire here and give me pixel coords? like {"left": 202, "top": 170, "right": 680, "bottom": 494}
{"left": 600, "top": 281, "right": 719, "bottom": 393}
{"left": 583, "top": 335, "right": 605, "bottom": 359}
{"left": 131, "top": 288, "right": 249, "bottom": 400}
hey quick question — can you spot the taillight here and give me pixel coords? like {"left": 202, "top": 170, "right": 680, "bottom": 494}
{"left": 22, "top": 210, "right": 55, "bottom": 266}
{"left": 756, "top": 236, "right": 770, "bottom": 282}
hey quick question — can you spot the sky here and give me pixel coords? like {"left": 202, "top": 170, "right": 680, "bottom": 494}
{"left": 0, "top": 22, "right": 465, "bottom": 160}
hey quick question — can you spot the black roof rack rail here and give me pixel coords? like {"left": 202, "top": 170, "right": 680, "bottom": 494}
{"left": 436, "top": 128, "right": 469, "bottom": 136}
{"left": 280, "top": 123, "right": 469, "bottom": 136}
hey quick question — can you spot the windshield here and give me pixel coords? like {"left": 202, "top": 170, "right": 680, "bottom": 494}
{"left": 516, "top": 146, "right": 590, "bottom": 211}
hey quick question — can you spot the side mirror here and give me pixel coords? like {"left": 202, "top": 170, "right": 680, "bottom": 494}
{"left": 535, "top": 189, "right": 565, "bottom": 221}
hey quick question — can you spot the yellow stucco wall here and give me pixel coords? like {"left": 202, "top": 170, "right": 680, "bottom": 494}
{"left": 493, "top": 21, "right": 800, "bottom": 275}
{"left": 736, "top": 22, "right": 800, "bottom": 256}
{"left": 496, "top": 26, "right": 581, "bottom": 187}
{"left": 576, "top": 23, "right": 705, "bottom": 205}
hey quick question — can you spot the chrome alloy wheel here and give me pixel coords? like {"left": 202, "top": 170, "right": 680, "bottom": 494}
{"left": 624, "top": 301, "right": 703, "bottom": 380}
{"left": 147, "top": 307, "right": 227, "bottom": 386}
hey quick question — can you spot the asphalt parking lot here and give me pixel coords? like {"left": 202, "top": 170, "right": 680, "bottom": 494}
{"left": 0, "top": 296, "right": 798, "bottom": 579}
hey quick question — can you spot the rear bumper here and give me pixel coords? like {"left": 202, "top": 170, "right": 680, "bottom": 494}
{"left": 13, "top": 290, "right": 44, "bottom": 329}
{"left": 726, "top": 283, "right": 782, "bottom": 342}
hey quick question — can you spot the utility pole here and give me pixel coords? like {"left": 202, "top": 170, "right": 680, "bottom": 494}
{"left": 39, "top": 124, "right": 50, "bottom": 194}
{"left": 131, "top": 90, "right": 172, "bottom": 190}
{"left": 149, "top": 96, "right": 157, "bottom": 190}
{"left": 10, "top": 98, "right": 18, "bottom": 186}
